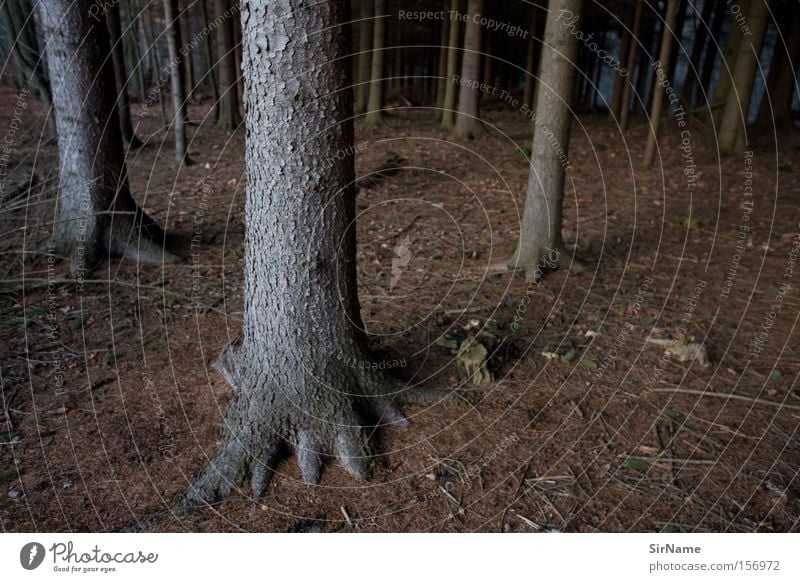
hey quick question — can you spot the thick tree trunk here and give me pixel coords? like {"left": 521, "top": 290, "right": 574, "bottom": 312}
{"left": 186, "top": 0, "right": 431, "bottom": 505}
{"left": 440, "top": 0, "right": 460, "bottom": 129}
{"left": 620, "top": 0, "right": 643, "bottom": 130}
{"left": 163, "top": 0, "right": 191, "bottom": 164}
{"left": 643, "top": 0, "right": 679, "bottom": 166}
{"left": 364, "top": 0, "right": 385, "bottom": 125}
{"left": 435, "top": 6, "right": 450, "bottom": 112}
{"left": 499, "top": 0, "right": 583, "bottom": 279}
{"left": 40, "top": 0, "right": 176, "bottom": 275}
{"left": 712, "top": 0, "right": 751, "bottom": 119}
{"left": 718, "top": 0, "right": 770, "bottom": 154}
{"left": 453, "top": 0, "right": 484, "bottom": 139}
{"left": 522, "top": 7, "right": 539, "bottom": 112}
{"left": 106, "top": 2, "right": 143, "bottom": 148}
{"left": 355, "top": 0, "right": 372, "bottom": 114}
{"left": 213, "top": 0, "right": 242, "bottom": 129}
{"left": 755, "top": 1, "right": 800, "bottom": 128}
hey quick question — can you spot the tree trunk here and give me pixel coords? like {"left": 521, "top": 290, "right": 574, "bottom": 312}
{"left": 712, "top": 0, "right": 752, "bottom": 118}
{"left": 200, "top": 0, "right": 220, "bottom": 118}
{"left": 1, "top": 0, "right": 55, "bottom": 134}
{"left": 40, "top": 0, "right": 176, "bottom": 275}
{"left": 435, "top": 7, "right": 450, "bottom": 111}
{"left": 185, "top": 0, "right": 428, "bottom": 505}
{"left": 453, "top": 0, "right": 484, "bottom": 139}
{"left": 213, "top": 0, "right": 242, "bottom": 129}
{"left": 698, "top": 0, "right": 724, "bottom": 104}
{"left": 643, "top": 0, "right": 679, "bottom": 166}
{"left": 718, "top": 0, "right": 770, "bottom": 154}
{"left": 620, "top": 0, "right": 643, "bottom": 130}
{"left": 678, "top": 0, "right": 716, "bottom": 108}
{"left": 522, "top": 7, "right": 539, "bottom": 112}
{"left": 440, "top": 0, "right": 460, "bottom": 129}
{"left": 355, "top": 0, "right": 372, "bottom": 114}
{"left": 163, "top": 0, "right": 191, "bottom": 163}
{"left": 755, "top": 1, "right": 800, "bottom": 128}
{"left": 106, "top": 2, "right": 143, "bottom": 148}
{"left": 610, "top": 4, "right": 635, "bottom": 119}
{"left": 364, "top": 0, "right": 386, "bottom": 125}
{"left": 499, "top": 0, "right": 583, "bottom": 279}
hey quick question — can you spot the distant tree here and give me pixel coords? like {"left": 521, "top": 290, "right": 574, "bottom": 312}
{"left": 40, "top": 0, "right": 176, "bottom": 274}
{"left": 522, "top": 7, "right": 540, "bottom": 112}
{"left": 495, "top": 0, "right": 583, "bottom": 279}
{"left": 440, "top": 0, "right": 460, "bottom": 129}
{"left": 355, "top": 0, "right": 372, "bottom": 114}
{"left": 184, "top": 0, "right": 442, "bottom": 505}
{"left": 453, "top": 0, "right": 484, "bottom": 139}
{"left": 718, "top": 0, "right": 770, "bottom": 154}
{"left": 364, "top": 0, "right": 386, "bottom": 125}
{"left": 620, "top": 0, "right": 643, "bottom": 129}
{"left": 213, "top": 0, "right": 241, "bottom": 129}
{"left": 163, "top": 0, "right": 191, "bottom": 164}
{"left": 678, "top": 0, "right": 718, "bottom": 109}
{"left": 712, "top": 0, "right": 752, "bottom": 121}
{"left": 435, "top": 6, "right": 450, "bottom": 112}
{"left": 610, "top": 5, "right": 634, "bottom": 119}
{"left": 1, "top": 0, "right": 54, "bottom": 133}
{"left": 643, "top": 0, "right": 679, "bottom": 166}
{"left": 106, "top": 2, "right": 143, "bottom": 148}
{"left": 756, "top": 1, "right": 800, "bottom": 128}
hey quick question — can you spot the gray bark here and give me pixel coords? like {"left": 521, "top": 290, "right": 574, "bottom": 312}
{"left": 163, "top": 0, "right": 191, "bottom": 164}
{"left": 185, "top": 0, "right": 440, "bottom": 505}
{"left": 214, "top": 0, "right": 241, "bottom": 129}
{"left": 364, "top": 0, "right": 385, "bottom": 125}
{"left": 453, "top": 0, "right": 484, "bottom": 139}
{"left": 643, "top": 0, "right": 679, "bottom": 166}
{"left": 440, "top": 0, "right": 459, "bottom": 129}
{"left": 718, "top": 0, "right": 770, "bottom": 154}
{"left": 40, "top": 0, "right": 176, "bottom": 275}
{"left": 502, "top": 0, "right": 583, "bottom": 279}
{"left": 712, "top": 0, "right": 752, "bottom": 119}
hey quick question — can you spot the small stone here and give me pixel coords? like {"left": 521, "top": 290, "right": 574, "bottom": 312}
{"left": 8, "top": 490, "right": 20, "bottom": 498}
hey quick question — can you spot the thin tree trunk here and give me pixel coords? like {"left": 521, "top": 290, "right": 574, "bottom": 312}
{"left": 186, "top": 0, "right": 420, "bottom": 505}
{"left": 679, "top": 0, "right": 716, "bottom": 108}
{"left": 364, "top": 0, "right": 386, "bottom": 125}
{"left": 214, "top": 0, "right": 241, "bottom": 129}
{"left": 453, "top": 0, "right": 485, "bottom": 139}
{"left": 500, "top": 0, "right": 583, "bottom": 278}
{"left": 40, "top": 0, "right": 175, "bottom": 274}
{"left": 755, "top": 1, "right": 800, "bottom": 128}
{"left": 440, "top": 0, "right": 460, "bottom": 129}
{"left": 482, "top": 30, "right": 493, "bottom": 87}
{"left": 643, "top": 0, "right": 679, "bottom": 166}
{"left": 620, "top": 0, "right": 643, "bottom": 129}
{"left": 610, "top": 5, "right": 635, "bottom": 119}
{"left": 435, "top": 5, "right": 450, "bottom": 112}
{"left": 178, "top": 0, "right": 194, "bottom": 101}
{"left": 698, "top": 0, "right": 724, "bottom": 104}
{"left": 718, "top": 0, "right": 770, "bottom": 154}
{"left": 200, "top": 0, "right": 220, "bottom": 118}
{"left": 106, "top": 2, "right": 143, "bottom": 147}
{"left": 355, "top": 0, "right": 372, "bottom": 114}
{"left": 163, "top": 0, "right": 191, "bottom": 164}
{"left": 522, "top": 8, "right": 540, "bottom": 112}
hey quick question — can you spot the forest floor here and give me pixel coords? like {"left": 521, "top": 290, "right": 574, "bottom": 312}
{"left": 1, "top": 87, "right": 799, "bottom": 532}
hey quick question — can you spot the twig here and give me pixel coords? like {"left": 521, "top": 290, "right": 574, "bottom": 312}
{"left": 652, "top": 388, "right": 800, "bottom": 412}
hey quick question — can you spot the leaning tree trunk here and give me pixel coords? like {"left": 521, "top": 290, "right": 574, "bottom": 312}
{"left": 185, "top": 0, "right": 434, "bottom": 506}
{"left": 39, "top": 0, "right": 176, "bottom": 274}
{"left": 643, "top": 0, "right": 679, "bottom": 166}
{"left": 163, "top": 0, "right": 191, "bottom": 164}
{"left": 498, "top": 0, "right": 583, "bottom": 279}
{"left": 364, "top": 0, "right": 386, "bottom": 125}
{"left": 755, "top": 1, "right": 800, "bottom": 128}
{"left": 718, "top": 0, "right": 770, "bottom": 154}
{"left": 355, "top": 0, "right": 372, "bottom": 114}
{"left": 106, "top": 2, "right": 143, "bottom": 148}
{"left": 440, "top": 0, "right": 460, "bottom": 129}
{"left": 453, "top": 0, "right": 484, "bottom": 139}
{"left": 214, "top": 0, "right": 242, "bottom": 129}
{"left": 620, "top": 0, "right": 643, "bottom": 129}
